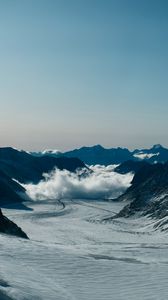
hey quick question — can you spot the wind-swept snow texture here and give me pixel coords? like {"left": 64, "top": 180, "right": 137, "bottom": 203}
{"left": 1, "top": 198, "right": 168, "bottom": 300}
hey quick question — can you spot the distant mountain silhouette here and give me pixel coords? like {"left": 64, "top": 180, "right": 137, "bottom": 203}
{"left": 132, "top": 144, "right": 168, "bottom": 163}
{"left": 64, "top": 145, "right": 133, "bottom": 165}
{"left": 31, "top": 144, "right": 168, "bottom": 165}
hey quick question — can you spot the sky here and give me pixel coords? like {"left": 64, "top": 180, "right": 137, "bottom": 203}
{"left": 0, "top": 0, "right": 168, "bottom": 151}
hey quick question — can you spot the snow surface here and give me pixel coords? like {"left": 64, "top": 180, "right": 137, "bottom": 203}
{"left": 30, "top": 149, "right": 62, "bottom": 157}
{"left": 133, "top": 152, "right": 159, "bottom": 160}
{"left": 0, "top": 199, "right": 168, "bottom": 299}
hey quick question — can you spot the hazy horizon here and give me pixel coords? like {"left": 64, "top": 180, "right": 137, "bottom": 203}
{"left": 1, "top": 0, "right": 168, "bottom": 150}
{"left": 0, "top": 142, "right": 167, "bottom": 153}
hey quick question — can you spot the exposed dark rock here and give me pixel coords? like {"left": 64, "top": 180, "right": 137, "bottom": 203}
{"left": 114, "top": 162, "right": 168, "bottom": 219}
{"left": 0, "top": 169, "right": 26, "bottom": 206}
{"left": 0, "top": 209, "right": 28, "bottom": 239}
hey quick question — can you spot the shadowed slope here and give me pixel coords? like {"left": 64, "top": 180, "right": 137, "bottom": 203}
{"left": 115, "top": 163, "right": 168, "bottom": 221}
{"left": 0, "top": 147, "right": 86, "bottom": 184}
{"left": 0, "top": 209, "right": 28, "bottom": 239}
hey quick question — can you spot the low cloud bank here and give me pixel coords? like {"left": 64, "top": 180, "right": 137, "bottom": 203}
{"left": 24, "top": 165, "right": 133, "bottom": 201}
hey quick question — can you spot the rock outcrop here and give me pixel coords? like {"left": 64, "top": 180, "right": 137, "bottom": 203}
{"left": 115, "top": 163, "right": 168, "bottom": 220}
{"left": 0, "top": 209, "right": 28, "bottom": 239}
{"left": 0, "top": 169, "right": 26, "bottom": 206}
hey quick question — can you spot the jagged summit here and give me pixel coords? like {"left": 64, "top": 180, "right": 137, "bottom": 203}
{"left": 64, "top": 145, "right": 132, "bottom": 165}
{"left": 23, "top": 144, "right": 168, "bottom": 165}
{"left": 91, "top": 144, "right": 104, "bottom": 150}
{"left": 152, "top": 144, "right": 164, "bottom": 149}
{"left": 3, "top": 144, "right": 168, "bottom": 167}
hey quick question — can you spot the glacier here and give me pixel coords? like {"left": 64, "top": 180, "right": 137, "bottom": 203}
{"left": 0, "top": 198, "right": 168, "bottom": 299}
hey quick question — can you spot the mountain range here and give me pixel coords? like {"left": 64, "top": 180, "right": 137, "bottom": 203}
{"left": 0, "top": 145, "right": 168, "bottom": 236}
{"left": 31, "top": 144, "right": 168, "bottom": 165}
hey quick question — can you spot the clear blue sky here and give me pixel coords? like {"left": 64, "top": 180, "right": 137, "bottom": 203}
{"left": 0, "top": 0, "right": 167, "bottom": 151}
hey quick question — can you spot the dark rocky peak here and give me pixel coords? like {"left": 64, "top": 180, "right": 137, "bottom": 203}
{"left": 0, "top": 209, "right": 28, "bottom": 239}
{"left": 92, "top": 144, "right": 104, "bottom": 150}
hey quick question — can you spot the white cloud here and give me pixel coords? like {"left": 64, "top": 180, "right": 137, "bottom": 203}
{"left": 23, "top": 165, "right": 133, "bottom": 201}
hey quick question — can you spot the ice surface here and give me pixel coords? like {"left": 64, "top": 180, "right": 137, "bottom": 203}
{"left": 0, "top": 199, "right": 168, "bottom": 299}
